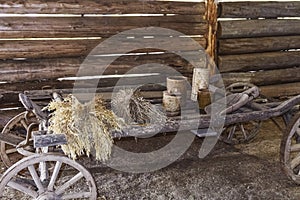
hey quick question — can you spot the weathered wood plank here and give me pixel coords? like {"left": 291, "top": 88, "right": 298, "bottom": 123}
{"left": 0, "top": 1, "right": 205, "bottom": 15}
{"left": 0, "top": 15, "right": 207, "bottom": 39}
{"left": 0, "top": 37, "right": 206, "bottom": 59}
{"left": 260, "top": 82, "right": 300, "bottom": 98}
{"left": 0, "top": 49, "right": 206, "bottom": 82}
{"left": 218, "top": 51, "right": 300, "bottom": 73}
{"left": 219, "top": 2, "right": 300, "bottom": 18}
{"left": 218, "top": 36, "right": 300, "bottom": 55}
{"left": 222, "top": 67, "right": 300, "bottom": 86}
{"left": 33, "top": 132, "right": 67, "bottom": 148}
{"left": 218, "top": 19, "right": 300, "bottom": 39}
{"left": 0, "top": 87, "right": 165, "bottom": 109}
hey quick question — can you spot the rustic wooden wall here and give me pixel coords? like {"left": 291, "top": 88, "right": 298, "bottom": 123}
{"left": 217, "top": 1, "right": 300, "bottom": 98}
{"left": 1, "top": 0, "right": 300, "bottom": 109}
{"left": 0, "top": 0, "right": 208, "bottom": 108}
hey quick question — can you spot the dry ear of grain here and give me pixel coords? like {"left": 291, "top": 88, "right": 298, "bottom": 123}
{"left": 112, "top": 89, "right": 167, "bottom": 125}
{"left": 47, "top": 95, "right": 121, "bottom": 161}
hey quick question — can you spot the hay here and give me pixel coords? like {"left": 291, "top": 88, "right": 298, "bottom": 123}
{"left": 47, "top": 95, "right": 121, "bottom": 161}
{"left": 112, "top": 89, "right": 167, "bottom": 125}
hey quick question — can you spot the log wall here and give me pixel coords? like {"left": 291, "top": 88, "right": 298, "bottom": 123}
{"left": 0, "top": 0, "right": 208, "bottom": 108}
{"left": 218, "top": 1, "right": 300, "bottom": 98}
{"left": 1, "top": 0, "right": 300, "bottom": 108}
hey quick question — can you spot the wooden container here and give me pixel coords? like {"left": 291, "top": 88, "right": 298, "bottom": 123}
{"left": 166, "top": 76, "right": 188, "bottom": 104}
{"left": 162, "top": 91, "right": 181, "bottom": 116}
{"left": 191, "top": 68, "right": 210, "bottom": 101}
{"left": 198, "top": 89, "right": 211, "bottom": 110}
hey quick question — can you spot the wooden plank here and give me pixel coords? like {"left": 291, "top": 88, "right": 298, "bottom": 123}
{"left": 0, "top": 37, "right": 207, "bottom": 59}
{"left": 218, "top": 51, "right": 300, "bottom": 73}
{"left": 260, "top": 82, "right": 300, "bottom": 98}
{"left": 218, "top": 19, "right": 300, "bottom": 39}
{"left": 0, "top": 49, "right": 205, "bottom": 82}
{"left": 219, "top": 2, "right": 300, "bottom": 18}
{"left": 218, "top": 36, "right": 300, "bottom": 55}
{"left": 33, "top": 132, "right": 67, "bottom": 148}
{"left": 222, "top": 67, "right": 300, "bottom": 86}
{"left": 0, "top": 1, "right": 205, "bottom": 15}
{"left": 0, "top": 40, "right": 97, "bottom": 59}
{"left": 0, "top": 87, "right": 165, "bottom": 109}
{"left": 0, "top": 15, "right": 207, "bottom": 38}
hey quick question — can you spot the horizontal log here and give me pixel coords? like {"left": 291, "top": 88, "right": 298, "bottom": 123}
{"left": 219, "top": 2, "right": 300, "bottom": 18}
{"left": 218, "top": 19, "right": 300, "bottom": 39}
{"left": 260, "top": 82, "right": 300, "bottom": 98}
{"left": 222, "top": 67, "right": 300, "bottom": 86}
{"left": 0, "top": 15, "right": 207, "bottom": 38}
{"left": 0, "top": 37, "right": 207, "bottom": 59}
{"left": 0, "top": 1, "right": 205, "bottom": 15}
{"left": 0, "top": 50, "right": 206, "bottom": 82}
{"left": 0, "top": 86, "right": 165, "bottom": 109}
{"left": 218, "top": 51, "right": 300, "bottom": 73}
{"left": 218, "top": 36, "right": 300, "bottom": 55}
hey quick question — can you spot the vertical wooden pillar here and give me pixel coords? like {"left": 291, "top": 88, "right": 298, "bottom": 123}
{"left": 205, "top": 0, "right": 218, "bottom": 74}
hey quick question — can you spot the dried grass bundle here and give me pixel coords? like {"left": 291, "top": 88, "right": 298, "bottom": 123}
{"left": 47, "top": 95, "right": 121, "bottom": 161}
{"left": 112, "top": 89, "right": 167, "bottom": 125}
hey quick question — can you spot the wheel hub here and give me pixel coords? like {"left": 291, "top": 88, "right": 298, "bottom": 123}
{"left": 36, "top": 191, "right": 61, "bottom": 200}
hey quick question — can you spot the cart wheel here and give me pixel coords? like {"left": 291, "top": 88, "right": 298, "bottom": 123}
{"left": 280, "top": 112, "right": 300, "bottom": 184}
{"left": 1, "top": 111, "right": 37, "bottom": 168}
{"left": 0, "top": 154, "right": 97, "bottom": 199}
{"left": 221, "top": 120, "right": 262, "bottom": 145}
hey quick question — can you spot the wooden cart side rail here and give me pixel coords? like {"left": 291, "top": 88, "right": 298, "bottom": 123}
{"left": 110, "top": 95, "right": 300, "bottom": 138}
{"left": 30, "top": 94, "right": 300, "bottom": 148}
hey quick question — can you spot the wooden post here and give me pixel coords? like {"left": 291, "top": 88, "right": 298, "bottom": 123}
{"left": 205, "top": 0, "right": 218, "bottom": 74}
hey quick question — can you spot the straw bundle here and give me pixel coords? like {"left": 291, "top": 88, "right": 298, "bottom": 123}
{"left": 47, "top": 95, "right": 121, "bottom": 161}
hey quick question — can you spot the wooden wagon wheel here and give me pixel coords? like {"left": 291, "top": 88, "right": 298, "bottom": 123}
{"left": 221, "top": 120, "right": 262, "bottom": 145}
{"left": 0, "top": 154, "right": 97, "bottom": 199}
{"left": 280, "top": 112, "right": 300, "bottom": 184}
{"left": 1, "top": 111, "right": 38, "bottom": 168}
{"left": 219, "top": 82, "right": 262, "bottom": 144}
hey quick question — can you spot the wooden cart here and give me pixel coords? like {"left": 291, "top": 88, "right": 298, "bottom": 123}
{"left": 0, "top": 85, "right": 299, "bottom": 199}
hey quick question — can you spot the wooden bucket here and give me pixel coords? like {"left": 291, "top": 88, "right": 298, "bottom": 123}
{"left": 162, "top": 91, "right": 181, "bottom": 116}
{"left": 166, "top": 76, "right": 188, "bottom": 104}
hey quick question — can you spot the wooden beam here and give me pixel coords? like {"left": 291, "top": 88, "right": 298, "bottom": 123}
{"left": 219, "top": 2, "right": 300, "bottom": 18}
{"left": 0, "top": 37, "right": 206, "bottom": 59}
{"left": 0, "top": 1, "right": 205, "bottom": 15}
{"left": 0, "top": 50, "right": 206, "bottom": 82}
{"left": 222, "top": 67, "right": 300, "bottom": 86}
{"left": 218, "top": 19, "right": 300, "bottom": 39}
{"left": 260, "top": 82, "right": 300, "bottom": 98}
{"left": 218, "top": 36, "right": 300, "bottom": 55}
{"left": 218, "top": 51, "right": 300, "bottom": 73}
{"left": 0, "top": 15, "right": 207, "bottom": 39}
{"left": 0, "top": 86, "right": 166, "bottom": 109}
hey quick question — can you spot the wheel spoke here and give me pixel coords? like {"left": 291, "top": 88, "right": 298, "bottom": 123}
{"left": 290, "top": 155, "right": 300, "bottom": 170}
{"left": 239, "top": 124, "right": 247, "bottom": 139}
{"left": 48, "top": 161, "right": 62, "bottom": 191}
{"left": 28, "top": 165, "right": 45, "bottom": 193}
{"left": 227, "top": 126, "right": 236, "bottom": 140}
{"left": 7, "top": 180, "right": 38, "bottom": 198}
{"left": 56, "top": 172, "right": 84, "bottom": 195}
{"left": 5, "top": 148, "right": 18, "bottom": 154}
{"left": 62, "top": 192, "right": 91, "bottom": 199}
{"left": 291, "top": 143, "right": 300, "bottom": 152}
{"left": 20, "top": 119, "right": 28, "bottom": 130}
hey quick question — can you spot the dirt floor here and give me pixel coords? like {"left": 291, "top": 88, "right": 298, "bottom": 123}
{"left": 1, "top": 115, "right": 300, "bottom": 199}
{"left": 89, "top": 119, "right": 300, "bottom": 200}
